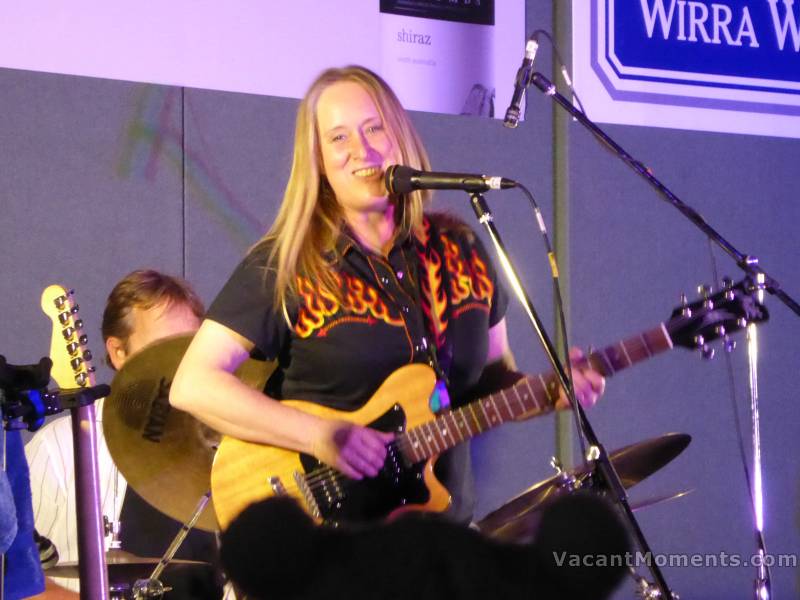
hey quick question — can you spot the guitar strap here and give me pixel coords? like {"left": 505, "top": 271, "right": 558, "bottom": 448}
{"left": 401, "top": 226, "right": 453, "bottom": 412}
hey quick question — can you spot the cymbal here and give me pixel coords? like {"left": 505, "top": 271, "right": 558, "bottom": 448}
{"left": 46, "top": 548, "right": 210, "bottom": 582}
{"left": 630, "top": 488, "right": 693, "bottom": 512}
{"left": 477, "top": 432, "right": 691, "bottom": 542}
{"left": 103, "top": 333, "right": 275, "bottom": 532}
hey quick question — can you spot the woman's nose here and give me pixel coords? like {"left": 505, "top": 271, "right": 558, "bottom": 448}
{"left": 349, "top": 131, "right": 372, "bottom": 159}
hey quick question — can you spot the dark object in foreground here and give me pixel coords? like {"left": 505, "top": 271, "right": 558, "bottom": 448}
{"left": 221, "top": 492, "right": 631, "bottom": 600}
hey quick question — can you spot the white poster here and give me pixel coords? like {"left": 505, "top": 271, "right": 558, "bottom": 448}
{"left": 0, "top": 0, "right": 524, "bottom": 118}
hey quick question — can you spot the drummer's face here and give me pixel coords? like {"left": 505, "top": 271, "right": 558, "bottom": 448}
{"left": 110, "top": 301, "right": 200, "bottom": 369}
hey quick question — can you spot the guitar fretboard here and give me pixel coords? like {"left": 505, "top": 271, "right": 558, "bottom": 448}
{"left": 398, "top": 323, "right": 673, "bottom": 464}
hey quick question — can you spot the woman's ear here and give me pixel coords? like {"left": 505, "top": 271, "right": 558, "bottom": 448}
{"left": 105, "top": 336, "right": 127, "bottom": 371}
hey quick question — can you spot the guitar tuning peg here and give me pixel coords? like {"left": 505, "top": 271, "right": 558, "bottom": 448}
{"left": 70, "top": 357, "right": 84, "bottom": 370}
{"left": 737, "top": 317, "right": 748, "bottom": 329}
{"left": 75, "top": 372, "right": 88, "bottom": 386}
{"left": 697, "top": 284, "right": 713, "bottom": 298}
{"left": 66, "top": 342, "right": 79, "bottom": 355}
{"left": 54, "top": 295, "right": 67, "bottom": 309}
{"left": 722, "top": 277, "right": 733, "bottom": 289}
{"left": 88, "top": 366, "right": 96, "bottom": 373}
{"left": 724, "top": 336, "right": 737, "bottom": 353}
{"left": 74, "top": 319, "right": 84, "bottom": 329}
{"left": 83, "top": 350, "right": 93, "bottom": 361}
{"left": 702, "top": 344, "right": 716, "bottom": 360}
{"left": 58, "top": 311, "right": 70, "bottom": 325}
{"left": 694, "top": 334, "right": 705, "bottom": 348}
{"left": 715, "top": 325, "right": 726, "bottom": 338}
{"left": 70, "top": 304, "right": 80, "bottom": 314}
{"left": 680, "top": 293, "right": 693, "bottom": 317}
{"left": 62, "top": 327, "right": 75, "bottom": 340}
{"left": 79, "top": 334, "right": 88, "bottom": 345}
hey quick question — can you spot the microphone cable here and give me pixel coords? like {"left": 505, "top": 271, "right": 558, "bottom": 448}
{"left": 515, "top": 181, "right": 588, "bottom": 460}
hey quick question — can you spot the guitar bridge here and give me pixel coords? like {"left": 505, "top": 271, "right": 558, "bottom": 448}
{"left": 294, "top": 471, "right": 322, "bottom": 519}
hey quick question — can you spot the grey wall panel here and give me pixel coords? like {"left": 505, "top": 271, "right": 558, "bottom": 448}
{"left": 1, "top": 68, "right": 184, "bottom": 393}
{"left": 182, "top": 88, "right": 298, "bottom": 306}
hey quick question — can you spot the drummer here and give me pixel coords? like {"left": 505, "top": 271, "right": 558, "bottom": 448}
{"left": 25, "top": 270, "right": 224, "bottom": 598}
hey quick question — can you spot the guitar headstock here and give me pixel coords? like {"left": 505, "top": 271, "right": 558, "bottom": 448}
{"left": 667, "top": 278, "right": 769, "bottom": 353}
{"left": 40, "top": 285, "right": 97, "bottom": 389}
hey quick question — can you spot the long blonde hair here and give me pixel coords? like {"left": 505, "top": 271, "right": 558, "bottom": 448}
{"left": 257, "top": 66, "right": 432, "bottom": 310}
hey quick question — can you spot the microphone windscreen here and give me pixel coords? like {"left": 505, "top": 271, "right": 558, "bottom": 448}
{"left": 385, "top": 165, "right": 415, "bottom": 195}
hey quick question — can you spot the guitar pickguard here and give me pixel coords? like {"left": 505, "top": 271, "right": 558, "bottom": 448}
{"left": 297, "top": 404, "right": 429, "bottom": 525}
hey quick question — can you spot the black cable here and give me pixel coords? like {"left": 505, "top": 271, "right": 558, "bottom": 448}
{"left": 516, "top": 182, "right": 587, "bottom": 460}
{"left": 532, "top": 29, "right": 588, "bottom": 116}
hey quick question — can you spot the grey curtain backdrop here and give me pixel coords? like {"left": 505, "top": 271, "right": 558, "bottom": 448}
{"left": 2, "top": 3, "right": 798, "bottom": 597}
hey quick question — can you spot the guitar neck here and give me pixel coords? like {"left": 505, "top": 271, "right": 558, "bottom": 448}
{"left": 399, "top": 323, "right": 673, "bottom": 464}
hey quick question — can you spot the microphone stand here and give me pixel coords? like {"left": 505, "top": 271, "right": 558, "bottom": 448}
{"left": 467, "top": 192, "right": 675, "bottom": 598}
{"left": 528, "top": 71, "right": 800, "bottom": 598}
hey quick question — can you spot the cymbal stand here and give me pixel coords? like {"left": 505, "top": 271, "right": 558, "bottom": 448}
{"left": 746, "top": 284, "right": 771, "bottom": 600}
{"left": 131, "top": 491, "right": 211, "bottom": 599}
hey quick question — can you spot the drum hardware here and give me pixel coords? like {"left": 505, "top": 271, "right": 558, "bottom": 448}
{"left": 477, "top": 433, "right": 691, "bottom": 543}
{"left": 131, "top": 491, "right": 212, "bottom": 599}
{"left": 631, "top": 568, "right": 681, "bottom": 599}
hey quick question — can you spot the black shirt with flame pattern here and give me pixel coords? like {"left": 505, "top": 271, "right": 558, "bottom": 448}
{"left": 207, "top": 214, "right": 508, "bottom": 521}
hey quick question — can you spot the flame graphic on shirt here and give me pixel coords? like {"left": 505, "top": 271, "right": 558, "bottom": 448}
{"left": 468, "top": 248, "right": 493, "bottom": 301}
{"left": 417, "top": 230, "right": 495, "bottom": 349}
{"left": 418, "top": 246, "right": 449, "bottom": 348}
{"left": 294, "top": 273, "right": 404, "bottom": 338}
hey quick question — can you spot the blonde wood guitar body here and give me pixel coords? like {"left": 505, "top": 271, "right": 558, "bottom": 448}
{"left": 211, "top": 364, "right": 445, "bottom": 530}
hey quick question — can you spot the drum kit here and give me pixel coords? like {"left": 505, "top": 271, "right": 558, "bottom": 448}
{"left": 54, "top": 333, "right": 693, "bottom": 598}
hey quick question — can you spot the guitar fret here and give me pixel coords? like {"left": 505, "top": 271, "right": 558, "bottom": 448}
{"left": 412, "top": 428, "right": 430, "bottom": 461}
{"left": 447, "top": 411, "right": 465, "bottom": 443}
{"left": 407, "top": 430, "right": 423, "bottom": 463}
{"left": 423, "top": 421, "right": 441, "bottom": 454}
{"left": 604, "top": 345, "right": 629, "bottom": 373}
{"left": 538, "top": 374, "right": 556, "bottom": 407}
{"left": 478, "top": 397, "right": 493, "bottom": 427}
{"left": 521, "top": 378, "right": 538, "bottom": 414}
{"left": 591, "top": 350, "right": 616, "bottom": 377}
{"left": 618, "top": 341, "right": 634, "bottom": 367}
{"left": 468, "top": 403, "right": 484, "bottom": 433}
{"left": 456, "top": 407, "right": 475, "bottom": 438}
{"left": 499, "top": 388, "right": 514, "bottom": 421}
{"left": 638, "top": 332, "right": 654, "bottom": 356}
{"left": 436, "top": 416, "right": 453, "bottom": 450}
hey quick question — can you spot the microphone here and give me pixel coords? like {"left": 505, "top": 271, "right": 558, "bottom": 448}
{"left": 503, "top": 33, "right": 540, "bottom": 128}
{"left": 385, "top": 165, "right": 517, "bottom": 195}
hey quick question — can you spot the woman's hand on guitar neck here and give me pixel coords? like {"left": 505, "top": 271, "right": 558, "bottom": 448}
{"left": 311, "top": 420, "right": 395, "bottom": 480}
{"left": 554, "top": 347, "right": 606, "bottom": 410}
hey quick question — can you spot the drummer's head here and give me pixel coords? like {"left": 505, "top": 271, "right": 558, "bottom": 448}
{"left": 102, "top": 270, "right": 204, "bottom": 370}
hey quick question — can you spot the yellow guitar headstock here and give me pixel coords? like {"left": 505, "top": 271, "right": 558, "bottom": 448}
{"left": 40, "top": 284, "right": 97, "bottom": 389}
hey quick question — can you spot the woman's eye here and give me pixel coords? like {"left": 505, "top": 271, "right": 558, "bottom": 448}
{"left": 366, "top": 124, "right": 383, "bottom": 134}
{"left": 331, "top": 134, "right": 346, "bottom": 143}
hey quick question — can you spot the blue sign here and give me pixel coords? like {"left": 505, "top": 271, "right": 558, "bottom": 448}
{"left": 584, "top": 0, "right": 800, "bottom": 121}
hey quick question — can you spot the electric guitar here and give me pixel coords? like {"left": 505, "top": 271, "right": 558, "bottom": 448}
{"left": 210, "top": 279, "right": 768, "bottom": 530}
{"left": 41, "top": 285, "right": 110, "bottom": 599}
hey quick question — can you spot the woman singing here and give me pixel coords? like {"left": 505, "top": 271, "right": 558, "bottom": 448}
{"left": 170, "top": 65, "right": 604, "bottom": 525}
